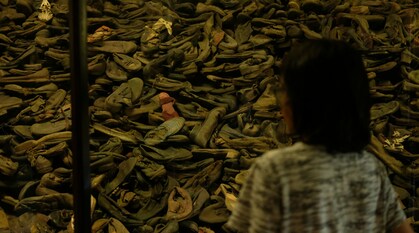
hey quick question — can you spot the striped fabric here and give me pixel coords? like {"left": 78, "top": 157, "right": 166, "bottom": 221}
{"left": 226, "top": 142, "right": 406, "bottom": 233}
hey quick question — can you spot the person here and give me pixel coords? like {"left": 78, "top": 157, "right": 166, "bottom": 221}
{"left": 224, "top": 39, "right": 413, "bottom": 233}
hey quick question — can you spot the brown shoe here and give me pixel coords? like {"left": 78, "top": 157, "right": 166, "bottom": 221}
{"left": 166, "top": 186, "right": 193, "bottom": 221}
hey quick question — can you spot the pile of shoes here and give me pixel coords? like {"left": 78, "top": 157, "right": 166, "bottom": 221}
{"left": 1, "top": 0, "right": 419, "bottom": 232}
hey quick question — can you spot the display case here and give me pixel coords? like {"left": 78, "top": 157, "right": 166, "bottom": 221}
{"left": 0, "top": 0, "right": 418, "bottom": 232}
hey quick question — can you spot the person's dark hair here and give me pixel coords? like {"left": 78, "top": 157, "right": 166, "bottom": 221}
{"left": 281, "top": 39, "right": 371, "bottom": 153}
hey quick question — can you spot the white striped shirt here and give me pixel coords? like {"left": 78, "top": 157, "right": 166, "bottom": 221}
{"left": 226, "top": 142, "right": 406, "bottom": 233}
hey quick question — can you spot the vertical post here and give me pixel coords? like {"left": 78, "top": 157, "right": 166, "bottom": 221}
{"left": 68, "top": 0, "right": 91, "bottom": 232}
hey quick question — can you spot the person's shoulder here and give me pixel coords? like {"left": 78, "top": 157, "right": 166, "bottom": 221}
{"left": 256, "top": 142, "right": 310, "bottom": 167}
{"left": 362, "top": 150, "right": 390, "bottom": 176}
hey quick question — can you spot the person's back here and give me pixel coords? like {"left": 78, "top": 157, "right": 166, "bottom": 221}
{"left": 226, "top": 142, "right": 404, "bottom": 233}
{"left": 224, "top": 39, "right": 413, "bottom": 233}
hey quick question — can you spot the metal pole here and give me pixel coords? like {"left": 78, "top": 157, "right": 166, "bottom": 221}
{"left": 69, "top": 0, "right": 91, "bottom": 232}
